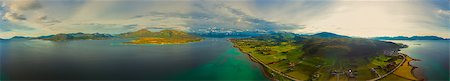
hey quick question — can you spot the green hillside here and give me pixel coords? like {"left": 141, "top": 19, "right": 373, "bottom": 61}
{"left": 230, "top": 33, "right": 405, "bottom": 80}
{"left": 120, "top": 29, "right": 202, "bottom": 44}
{"left": 39, "top": 33, "right": 114, "bottom": 41}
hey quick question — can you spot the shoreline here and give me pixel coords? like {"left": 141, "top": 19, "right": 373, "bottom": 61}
{"left": 230, "top": 40, "right": 275, "bottom": 80}
{"left": 396, "top": 54, "right": 420, "bottom": 81}
{"left": 242, "top": 51, "right": 276, "bottom": 81}
{"left": 228, "top": 39, "right": 299, "bottom": 81}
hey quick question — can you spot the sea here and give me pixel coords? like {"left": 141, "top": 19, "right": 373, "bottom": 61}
{"left": 0, "top": 38, "right": 268, "bottom": 80}
{"left": 388, "top": 40, "right": 449, "bottom": 80}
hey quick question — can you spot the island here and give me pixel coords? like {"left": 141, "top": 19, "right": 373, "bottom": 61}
{"left": 119, "top": 29, "right": 202, "bottom": 44}
{"left": 230, "top": 32, "right": 419, "bottom": 81}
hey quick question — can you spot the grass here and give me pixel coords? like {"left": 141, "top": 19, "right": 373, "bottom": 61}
{"left": 393, "top": 55, "right": 418, "bottom": 80}
{"left": 250, "top": 52, "right": 285, "bottom": 64}
{"left": 286, "top": 71, "right": 310, "bottom": 80}
{"left": 379, "top": 74, "right": 411, "bottom": 81}
{"left": 355, "top": 64, "right": 378, "bottom": 80}
{"left": 268, "top": 60, "right": 290, "bottom": 72}
{"left": 371, "top": 55, "right": 392, "bottom": 67}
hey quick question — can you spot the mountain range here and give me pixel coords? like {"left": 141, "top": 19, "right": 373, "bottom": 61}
{"left": 118, "top": 29, "right": 200, "bottom": 39}
{"left": 372, "top": 36, "right": 448, "bottom": 40}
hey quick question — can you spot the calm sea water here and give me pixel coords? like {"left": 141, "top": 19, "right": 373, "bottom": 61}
{"left": 388, "top": 40, "right": 449, "bottom": 80}
{"left": 0, "top": 38, "right": 268, "bottom": 80}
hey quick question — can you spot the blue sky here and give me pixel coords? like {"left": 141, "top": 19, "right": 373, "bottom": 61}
{"left": 0, "top": 0, "right": 448, "bottom": 38}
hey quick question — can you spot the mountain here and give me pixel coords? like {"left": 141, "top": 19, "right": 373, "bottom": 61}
{"left": 118, "top": 29, "right": 154, "bottom": 38}
{"left": 39, "top": 33, "right": 115, "bottom": 41}
{"left": 9, "top": 36, "right": 32, "bottom": 40}
{"left": 410, "top": 36, "right": 446, "bottom": 40}
{"left": 190, "top": 28, "right": 268, "bottom": 38}
{"left": 119, "top": 29, "right": 198, "bottom": 38}
{"left": 311, "top": 32, "right": 350, "bottom": 38}
{"left": 373, "top": 36, "right": 447, "bottom": 40}
{"left": 120, "top": 29, "right": 203, "bottom": 44}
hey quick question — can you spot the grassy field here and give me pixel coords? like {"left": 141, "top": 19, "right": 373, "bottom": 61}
{"left": 393, "top": 55, "right": 418, "bottom": 80}
{"left": 379, "top": 74, "right": 412, "bottom": 81}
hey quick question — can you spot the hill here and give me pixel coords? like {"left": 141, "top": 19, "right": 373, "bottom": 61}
{"left": 119, "top": 29, "right": 199, "bottom": 38}
{"left": 9, "top": 36, "right": 33, "bottom": 40}
{"left": 118, "top": 29, "right": 154, "bottom": 38}
{"left": 39, "top": 33, "right": 115, "bottom": 41}
{"left": 120, "top": 29, "right": 202, "bottom": 44}
{"left": 311, "top": 32, "right": 350, "bottom": 38}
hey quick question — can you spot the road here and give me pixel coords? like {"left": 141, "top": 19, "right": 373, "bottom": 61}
{"left": 367, "top": 54, "right": 406, "bottom": 81}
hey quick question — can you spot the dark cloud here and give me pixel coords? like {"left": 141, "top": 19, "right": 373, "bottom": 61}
{"left": 4, "top": 12, "right": 27, "bottom": 20}
{"left": 125, "top": 2, "right": 304, "bottom": 31}
{"left": 18, "top": 1, "right": 42, "bottom": 11}
{"left": 186, "top": 1, "right": 304, "bottom": 31}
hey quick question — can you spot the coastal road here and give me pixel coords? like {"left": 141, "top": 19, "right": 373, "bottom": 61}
{"left": 367, "top": 54, "right": 406, "bottom": 81}
{"left": 247, "top": 53, "right": 300, "bottom": 81}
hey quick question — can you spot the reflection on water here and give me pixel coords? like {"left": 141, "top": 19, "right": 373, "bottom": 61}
{"left": 0, "top": 38, "right": 268, "bottom": 80}
{"left": 388, "top": 40, "right": 449, "bottom": 80}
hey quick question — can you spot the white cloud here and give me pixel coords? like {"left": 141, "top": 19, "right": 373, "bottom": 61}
{"left": 289, "top": 1, "right": 449, "bottom": 38}
{"left": 0, "top": 0, "right": 448, "bottom": 38}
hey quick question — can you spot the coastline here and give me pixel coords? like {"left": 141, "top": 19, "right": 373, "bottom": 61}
{"left": 230, "top": 39, "right": 273, "bottom": 80}
{"left": 242, "top": 51, "right": 275, "bottom": 81}
{"left": 394, "top": 54, "right": 420, "bottom": 80}
{"left": 228, "top": 39, "right": 299, "bottom": 81}
{"left": 377, "top": 54, "right": 421, "bottom": 81}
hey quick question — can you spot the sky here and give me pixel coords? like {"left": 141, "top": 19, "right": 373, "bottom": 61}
{"left": 0, "top": 0, "right": 448, "bottom": 38}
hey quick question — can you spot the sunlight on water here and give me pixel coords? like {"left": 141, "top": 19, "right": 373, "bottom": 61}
{"left": 388, "top": 40, "right": 449, "bottom": 80}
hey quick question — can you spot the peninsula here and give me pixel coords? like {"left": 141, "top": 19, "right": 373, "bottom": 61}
{"left": 119, "top": 29, "right": 202, "bottom": 44}
{"left": 230, "top": 32, "right": 418, "bottom": 81}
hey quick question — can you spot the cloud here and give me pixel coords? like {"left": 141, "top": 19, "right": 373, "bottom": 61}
{"left": 288, "top": 0, "right": 449, "bottom": 38}
{"left": 4, "top": 12, "right": 26, "bottom": 21}
{"left": 0, "top": 0, "right": 448, "bottom": 38}
{"left": 2, "top": 0, "right": 48, "bottom": 29}
{"left": 3, "top": 0, "right": 42, "bottom": 20}
{"left": 185, "top": 1, "right": 303, "bottom": 30}
{"left": 0, "top": 0, "right": 305, "bottom": 39}
{"left": 8, "top": 0, "right": 41, "bottom": 11}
